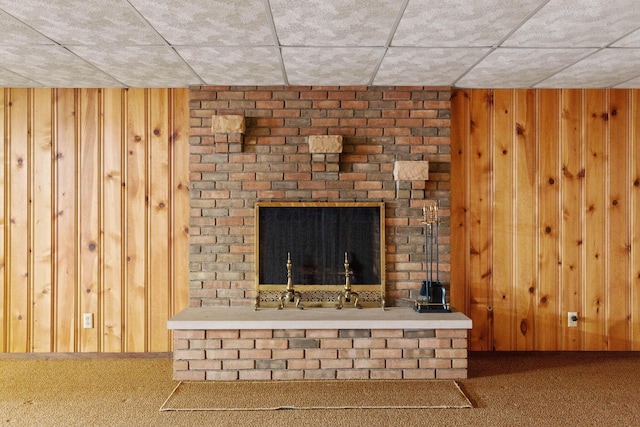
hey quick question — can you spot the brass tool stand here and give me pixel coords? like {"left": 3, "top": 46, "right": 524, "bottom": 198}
{"left": 414, "top": 202, "right": 450, "bottom": 313}
{"left": 278, "top": 252, "right": 303, "bottom": 309}
{"left": 337, "top": 252, "right": 361, "bottom": 309}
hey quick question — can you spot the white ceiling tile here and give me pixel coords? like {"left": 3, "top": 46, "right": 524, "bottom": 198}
{"left": 374, "top": 47, "right": 488, "bottom": 86}
{"left": 129, "top": 0, "right": 273, "bottom": 46}
{"left": 0, "top": 67, "right": 42, "bottom": 86}
{"left": 392, "top": 0, "right": 541, "bottom": 47}
{"left": 0, "top": 10, "right": 54, "bottom": 45}
{"left": 615, "top": 75, "right": 640, "bottom": 88}
{"left": 458, "top": 48, "right": 596, "bottom": 88}
{"left": 271, "top": 0, "right": 404, "bottom": 46}
{"left": 0, "top": 0, "right": 639, "bottom": 88}
{"left": 0, "top": 0, "right": 162, "bottom": 45}
{"left": 176, "top": 47, "right": 284, "bottom": 85}
{"left": 503, "top": 0, "right": 640, "bottom": 48}
{"left": 537, "top": 49, "right": 640, "bottom": 87}
{"left": 612, "top": 28, "right": 640, "bottom": 48}
{"left": 70, "top": 46, "right": 202, "bottom": 87}
{"left": 283, "top": 47, "right": 383, "bottom": 85}
{"left": 0, "top": 45, "right": 123, "bottom": 87}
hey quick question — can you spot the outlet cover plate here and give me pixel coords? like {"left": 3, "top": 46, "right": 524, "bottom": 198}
{"left": 83, "top": 313, "right": 93, "bottom": 329}
{"left": 567, "top": 311, "right": 578, "bottom": 327}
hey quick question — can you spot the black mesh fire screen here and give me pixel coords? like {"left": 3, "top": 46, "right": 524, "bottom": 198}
{"left": 256, "top": 203, "right": 383, "bottom": 286}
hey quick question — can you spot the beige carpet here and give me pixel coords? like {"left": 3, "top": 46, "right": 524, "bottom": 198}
{"left": 160, "top": 379, "right": 473, "bottom": 411}
{"left": 2, "top": 352, "right": 640, "bottom": 426}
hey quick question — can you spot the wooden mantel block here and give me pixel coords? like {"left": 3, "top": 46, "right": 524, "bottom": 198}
{"left": 393, "top": 161, "right": 429, "bottom": 181}
{"left": 212, "top": 114, "right": 246, "bottom": 134}
{"left": 308, "top": 135, "right": 343, "bottom": 154}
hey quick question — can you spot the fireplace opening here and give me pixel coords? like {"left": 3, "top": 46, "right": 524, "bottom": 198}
{"left": 255, "top": 202, "right": 385, "bottom": 307}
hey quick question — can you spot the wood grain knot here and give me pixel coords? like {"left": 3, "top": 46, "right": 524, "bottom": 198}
{"left": 520, "top": 320, "right": 528, "bottom": 335}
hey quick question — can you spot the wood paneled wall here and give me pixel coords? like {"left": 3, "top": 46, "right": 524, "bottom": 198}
{"left": 451, "top": 89, "right": 640, "bottom": 351}
{"left": 0, "top": 88, "right": 190, "bottom": 353}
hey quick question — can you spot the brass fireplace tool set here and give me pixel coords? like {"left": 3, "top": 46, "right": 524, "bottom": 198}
{"left": 274, "top": 251, "right": 363, "bottom": 310}
{"left": 414, "top": 201, "right": 450, "bottom": 313}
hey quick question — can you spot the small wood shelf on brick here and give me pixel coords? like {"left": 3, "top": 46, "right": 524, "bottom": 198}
{"left": 308, "top": 135, "right": 343, "bottom": 165}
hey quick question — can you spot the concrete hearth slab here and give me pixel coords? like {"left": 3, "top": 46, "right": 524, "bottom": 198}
{"left": 168, "top": 307, "right": 471, "bottom": 331}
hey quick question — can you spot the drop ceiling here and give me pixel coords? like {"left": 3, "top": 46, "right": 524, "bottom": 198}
{"left": 1, "top": 0, "right": 640, "bottom": 88}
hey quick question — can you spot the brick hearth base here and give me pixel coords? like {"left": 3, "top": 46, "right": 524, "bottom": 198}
{"left": 169, "top": 307, "right": 471, "bottom": 381}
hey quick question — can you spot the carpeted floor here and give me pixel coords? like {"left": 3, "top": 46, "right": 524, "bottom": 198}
{"left": 1, "top": 352, "right": 639, "bottom": 426}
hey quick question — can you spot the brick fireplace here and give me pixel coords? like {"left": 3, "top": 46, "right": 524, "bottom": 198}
{"left": 169, "top": 85, "right": 470, "bottom": 381}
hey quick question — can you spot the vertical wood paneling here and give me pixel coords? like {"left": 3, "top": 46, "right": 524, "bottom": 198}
{"left": 560, "top": 90, "right": 584, "bottom": 350}
{"left": 584, "top": 89, "right": 606, "bottom": 350}
{"left": 171, "top": 89, "right": 190, "bottom": 316}
{"left": 468, "top": 90, "right": 493, "bottom": 350}
{"left": 102, "top": 88, "right": 124, "bottom": 352}
{"left": 632, "top": 91, "right": 640, "bottom": 349}
{"left": 0, "top": 88, "right": 189, "bottom": 353}
{"left": 491, "top": 89, "right": 515, "bottom": 350}
{"left": 514, "top": 90, "right": 536, "bottom": 350}
{"left": 32, "top": 88, "right": 53, "bottom": 352}
{"left": 0, "top": 90, "right": 5, "bottom": 352}
{"left": 55, "top": 89, "right": 78, "bottom": 352}
{"left": 79, "top": 89, "right": 100, "bottom": 352}
{"left": 9, "top": 89, "right": 29, "bottom": 352}
{"left": 126, "top": 89, "right": 148, "bottom": 352}
{"left": 452, "top": 88, "right": 640, "bottom": 351}
{"left": 608, "top": 89, "right": 631, "bottom": 349}
{"left": 149, "top": 89, "right": 170, "bottom": 351}
{"left": 537, "top": 89, "right": 561, "bottom": 350}
{"left": 450, "top": 90, "right": 469, "bottom": 313}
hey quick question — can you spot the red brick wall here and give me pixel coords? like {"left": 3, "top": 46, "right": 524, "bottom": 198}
{"left": 189, "top": 86, "right": 451, "bottom": 307}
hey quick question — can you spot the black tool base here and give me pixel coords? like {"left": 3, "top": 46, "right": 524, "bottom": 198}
{"left": 413, "top": 300, "right": 450, "bottom": 313}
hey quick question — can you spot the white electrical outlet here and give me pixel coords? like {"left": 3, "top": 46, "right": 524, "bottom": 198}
{"left": 567, "top": 312, "right": 578, "bottom": 327}
{"left": 83, "top": 313, "right": 93, "bottom": 329}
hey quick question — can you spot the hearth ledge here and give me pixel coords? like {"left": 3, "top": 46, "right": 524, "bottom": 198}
{"left": 168, "top": 307, "right": 471, "bottom": 330}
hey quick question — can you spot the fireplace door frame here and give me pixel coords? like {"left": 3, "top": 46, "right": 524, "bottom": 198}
{"left": 254, "top": 201, "right": 386, "bottom": 308}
